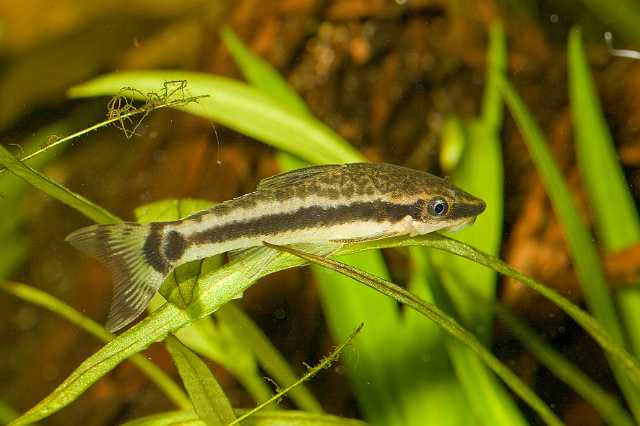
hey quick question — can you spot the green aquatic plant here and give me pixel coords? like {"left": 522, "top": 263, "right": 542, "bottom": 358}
{"left": 2, "top": 22, "right": 640, "bottom": 426}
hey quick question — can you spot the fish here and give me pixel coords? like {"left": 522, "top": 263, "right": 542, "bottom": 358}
{"left": 66, "top": 162, "right": 486, "bottom": 332}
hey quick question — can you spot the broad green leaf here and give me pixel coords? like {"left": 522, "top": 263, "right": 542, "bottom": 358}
{"left": 439, "top": 116, "right": 466, "bottom": 174}
{"left": 121, "top": 409, "right": 368, "bottom": 426}
{"left": 266, "top": 243, "right": 563, "bottom": 426}
{"left": 0, "top": 238, "right": 26, "bottom": 278}
{"left": 166, "top": 336, "right": 236, "bottom": 426}
{"left": 0, "top": 144, "right": 119, "bottom": 225}
{"left": 69, "top": 72, "right": 362, "bottom": 164}
{"left": 501, "top": 77, "right": 640, "bottom": 421}
{"left": 0, "top": 280, "right": 190, "bottom": 410}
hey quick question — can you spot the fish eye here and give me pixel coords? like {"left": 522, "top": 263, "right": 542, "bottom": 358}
{"left": 428, "top": 197, "right": 449, "bottom": 217}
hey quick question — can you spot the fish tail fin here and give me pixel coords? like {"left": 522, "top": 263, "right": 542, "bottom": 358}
{"left": 66, "top": 222, "right": 170, "bottom": 332}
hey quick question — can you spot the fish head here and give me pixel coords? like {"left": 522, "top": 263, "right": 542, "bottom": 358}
{"left": 407, "top": 175, "right": 486, "bottom": 235}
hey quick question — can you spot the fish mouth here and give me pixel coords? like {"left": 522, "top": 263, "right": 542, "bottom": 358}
{"left": 448, "top": 200, "right": 486, "bottom": 220}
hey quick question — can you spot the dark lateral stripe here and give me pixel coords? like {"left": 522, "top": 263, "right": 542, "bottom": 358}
{"left": 143, "top": 223, "right": 169, "bottom": 273}
{"left": 190, "top": 200, "right": 422, "bottom": 246}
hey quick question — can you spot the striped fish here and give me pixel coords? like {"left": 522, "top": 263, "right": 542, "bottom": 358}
{"left": 66, "top": 163, "right": 486, "bottom": 332}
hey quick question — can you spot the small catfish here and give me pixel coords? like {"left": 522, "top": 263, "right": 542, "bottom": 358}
{"left": 67, "top": 163, "right": 486, "bottom": 332}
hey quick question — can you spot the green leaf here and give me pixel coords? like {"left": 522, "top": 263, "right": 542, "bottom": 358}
{"left": 575, "top": 0, "right": 640, "bottom": 42}
{"left": 69, "top": 72, "right": 362, "bottom": 164}
{"left": 12, "top": 231, "right": 640, "bottom": 425}
{"left": 135, "top": 199, "right": 275, "bottom": 405}
{"left": 165, "top": 336, "right": 236, "bottom": 426}
{"left": 501, "top": 77, "right": 640, "bottom": 421}
{"left": 121, "top": 409, "right": 368, "bottom": 426}
{"left": 136, "top": 199, "right": 320, "bottom": 410}
{"left": 0, "top": 144, "right": 119, "bottom": 225}
{"left": 0, "top": 118, "right": 74, "bottom": 277}
{"left": 265, "top": 243, "right": 563, "bottom": 426}
{"left": 344, "top": 235, "right": 640, "bottom": 386}
{"left": 569, "top": 28, "right": 640, "bottom": 421}
{"left": 451, "top": 273, "right": 633, "bottom": 426}
{"left": 568, "top": 28, "right": 640, "bottom": 252}
{"left": 229, "top": 324, "right": 363, "bottom": 426}
{"left": 9, "top": 302, "right": 192, "bottom": 426}
{"left": 216, "top": 304, "right": 323, "bottom": 413}
{"left": 494, "top": 298, "right": 634, "bottom": 426}
{"left": 221, "top": 27, "right": 310, "bottom": 114}
{"left": 430, "top": 22, "right": 526, "bottom": 426}
{"left": 569, "top": 26, "right": 640, "bottom": 360}
{"left": 0, "top": 400, "right": 18, "bottom": 425}
{"left": 0, "top": 280, "right": 191, "bottom": 410}
{"left": 220, "top": 32, "right": 404, "bottom": 423}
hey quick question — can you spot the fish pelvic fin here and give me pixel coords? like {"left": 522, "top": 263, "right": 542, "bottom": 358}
{"left": 66, "top": 222, "right": 171, "bottom": 332}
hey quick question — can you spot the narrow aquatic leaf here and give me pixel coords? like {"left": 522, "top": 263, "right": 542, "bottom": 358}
{"left": 265, "top": 243, "right": 563, "bottom": 426}
{"left": 216, "top": 304, "right": 323, "bottom": 413}
{"left": 0, "top": 400, "right": 18, "bottom": 424}
{"left": 221, "top": 32, "right": 402, "bottom": 423}
{"left": 0, "top": 117, "right": 81, "bottom": 277}
{"left": 0, "top": 144, "right": 119, "bottom": 224}
{"left": 221, "top": 27, "right": 310, "bottom": 114}
{"left": 568, "top": 27, "right": 640, "bottom": 365}
{"left": 341, "top": 234, "right": 640, "bottom": 385}
{"left": 0, "top": 280, "right": 191, "bottom": 410}
{"left": 311, "top": 252, "right": 403, "bottom": 425}
{"left": 135, "top": 199, "right": 274, "bottom": 405}
{"left": 8, "top": 239, "right": 335, "bottom": 425}
{"left": 121, "top": 409, "right": 368, "bottom": 426}
{"left": 501, "top": 77, "right": 640, "bottom": 420}
{"left": 482, "top": 22, "right": 507, "bottom": 132}
{"left": 568, "top": 28, "right": 640, "bottom": 251}
{"left": 229, "top": 324, "right": 363, "bottom": 426}
{"left": 69, "top": 72, "right": 362, "bottom": 164}
{"left": 576, "top": 0, "right": 640, "bottom": 42}
{"left": 495, "top": 300, "right": 634, "bottom": 426}
{"left": 166, "top": 336, "right": 236, "bottom": 426}
{"left": 9, "top": 303, "right": 192, "bottom": 426}
{"left": 400, "top": 248, "right": 474, "bottom": 426}
{"left": 453, "top": 275, "right": 633, "bottom": 426}
{"left": 431, "top": 23, "right": 525, "bottom": 426}
{"left": 13, "top": 231, "right": 639, "bottom": 425}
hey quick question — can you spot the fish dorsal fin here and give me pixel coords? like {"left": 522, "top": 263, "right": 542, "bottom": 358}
{"left": 257, "top": 164, "right": 345, "bottom": 191}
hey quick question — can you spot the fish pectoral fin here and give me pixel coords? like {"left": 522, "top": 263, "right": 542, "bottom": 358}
{"left": 330, "top": 232, "right": 394, "bottom": 244}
